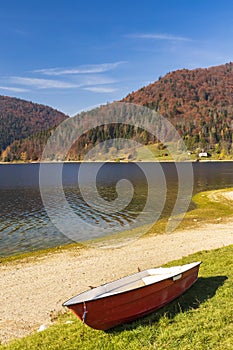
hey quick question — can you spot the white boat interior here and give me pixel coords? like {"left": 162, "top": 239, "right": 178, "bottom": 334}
{"left": 63, "top": 262, "right": 201, "bottom": 305}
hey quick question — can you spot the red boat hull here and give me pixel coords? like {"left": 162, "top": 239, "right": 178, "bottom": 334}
{"left": 66, "top": 264, "right": 200, "bottom": 330}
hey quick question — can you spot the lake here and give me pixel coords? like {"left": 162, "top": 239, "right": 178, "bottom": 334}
{"left": 0, "top": 161, "right": 233, "bottom": 256}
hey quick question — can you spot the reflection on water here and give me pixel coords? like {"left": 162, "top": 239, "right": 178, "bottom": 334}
{"left": 0, "top": 188, "right": 70, "bottom": 255}
{"left": 0, "top": 162, "right": 233, "bottom": 256}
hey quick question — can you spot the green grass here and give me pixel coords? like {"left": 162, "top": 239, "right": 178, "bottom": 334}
{"left": 1, "top": 187, "right": 233, "bottom": 349}
{"left": 136, "top": 143, "right": 174, "bottom": 161}
{"left": 145, "top": 187, "right": 233, "bottom": 236}
{"left": 177, "top": 188, "right": 233, "bottom": 229}
{"left": 136, "top": 143, "right": 233, "bottom": 161}
{"left": 1, "top": 245, "right": 233, "bottom": 350}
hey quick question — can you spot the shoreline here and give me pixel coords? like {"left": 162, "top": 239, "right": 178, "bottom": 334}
{"left": 1, "top": 158, "right": 233, "bottom": 165}
{"left": 0, "top": 190, "right": 233, "bottom": 344}
{"left": 1, "top": 187, "right": 233, "bottom": 261}
{"left": 1, "top": 218, "right": 233, "bottom": 343}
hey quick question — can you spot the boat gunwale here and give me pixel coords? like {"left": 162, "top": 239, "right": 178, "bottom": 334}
{"left": 63, "top": 261, "right": 201, "bottom": 306}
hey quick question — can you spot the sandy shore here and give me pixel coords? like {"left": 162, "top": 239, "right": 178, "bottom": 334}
{"left": 1, "top": 192, "right": 233, "bottom": 344}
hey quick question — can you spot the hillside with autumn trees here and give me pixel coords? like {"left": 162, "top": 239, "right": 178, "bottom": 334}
{"left": 0, "top": 96, "right": 68, "bottom": 161}
{"left": 123, "top": 62, "right": 233, "bottom": 158}
{"left": 2, "top": 62, "right": 233, "bottom": 162}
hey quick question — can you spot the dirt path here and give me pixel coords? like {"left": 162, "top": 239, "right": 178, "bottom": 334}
{"left": 1, "top": 193, "right": 233, "bottom": 344}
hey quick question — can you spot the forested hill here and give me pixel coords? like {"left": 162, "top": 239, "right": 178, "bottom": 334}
{"left": 2, "top": 62, "right": 233, "bottom": 162}
{"left": 122, "top": 62, "right": 233, "bottom": 155}
{"left": 0, "top": 95, "right": 68, "bottom": 154}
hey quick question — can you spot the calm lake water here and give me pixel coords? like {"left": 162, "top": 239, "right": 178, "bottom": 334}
{"left": 0, "top": 162, "right": 233, "bottom": 256}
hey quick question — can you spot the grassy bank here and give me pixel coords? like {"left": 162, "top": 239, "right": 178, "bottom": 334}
{"left": 1, "top": 244, "right": 232, "bottom": 350}
{"left": 175, "top": 188, "right": 233, "bottom": 230}
{"left": 145, "top": 187, "right": 233, "bottom": 237}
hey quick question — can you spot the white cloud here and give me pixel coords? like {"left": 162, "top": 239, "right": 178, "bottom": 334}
{"left": 128, "top": 33, "right": 192, "bottom": 42}
{"left": 83, "top": 86, "right": 118, "bottom": 93}
{"left": 9, "top": 77, "right": 79, "bottom": 89}
{"left": 5, "top": 74, "right": 118, "bottom": 92}
{"left": 6, "top": 70, "right": 119, "bottom": 92}
{"left": 81, "top": 75, "right": 117, "bottom": 86}
{"left": 34, "top": 61, "right": 126, "bottom": 76}
{"left": 0, "top": 86, "right": 29, "bottom": 93}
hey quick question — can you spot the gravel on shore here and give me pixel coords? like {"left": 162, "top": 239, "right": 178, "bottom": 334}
{"left": 0, "top": 191, "right": 233, "bottom": 344}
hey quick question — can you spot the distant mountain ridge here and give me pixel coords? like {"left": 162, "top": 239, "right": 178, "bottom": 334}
{"left": 2, "top": 62, "right": 233, "bottom": 162}
{"left": 0, "top": 95, "right": 68, "bottom": 161}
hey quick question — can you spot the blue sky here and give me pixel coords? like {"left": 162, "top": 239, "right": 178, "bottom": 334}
{"left": 1, "top": 1, "right": 233, "bottom": 116}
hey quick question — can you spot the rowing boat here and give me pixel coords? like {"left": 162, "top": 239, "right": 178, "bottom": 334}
{"left": 63, "top": 261, "right": 201, "bottom": 330}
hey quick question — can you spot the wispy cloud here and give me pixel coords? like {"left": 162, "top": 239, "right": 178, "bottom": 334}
{"left": 81, "top": 76, "right": 117, "bottom": 86}
{"left": 9, "top": 77, "right": 79, "bottom": 89}
{"left": 83, "top": 86, "right": 118, "bottom": 93}
{"left": 34, "top": 61, "right": 126, "bottom": 76}
{"left": 128, "top": 33, "right": 192, "bottom": 42}
{"left": 0, "top": 86, "right": 29, "bottom": 93}
{"left": 6, "top": 63, "right": 121, "bottom": 92}
{"left": 6, "top": 75, "right": 117, "bottom": 92}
